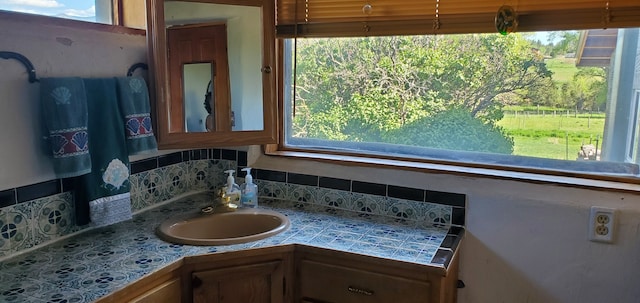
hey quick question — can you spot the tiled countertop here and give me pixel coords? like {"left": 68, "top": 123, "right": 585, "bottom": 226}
{"left": 0, "top": 192, "right": 462, "bottom": 303}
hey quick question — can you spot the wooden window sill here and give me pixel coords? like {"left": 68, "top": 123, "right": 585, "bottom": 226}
{"left": 261, "top": 148, "right": 640, "bottom": 194}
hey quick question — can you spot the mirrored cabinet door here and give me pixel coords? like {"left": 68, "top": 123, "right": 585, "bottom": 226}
{"left": 146, "top": 0, "right": 277, "bottom": 148}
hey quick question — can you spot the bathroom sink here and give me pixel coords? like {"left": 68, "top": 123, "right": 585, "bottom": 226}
{"left": 156, "top": 208, "right": 290, "bottom": 246}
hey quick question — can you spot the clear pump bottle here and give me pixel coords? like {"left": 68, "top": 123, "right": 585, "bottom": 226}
{"left": 240, "top": 167, "right": 258, "bottom": 208}
{"left": 224, "top": 169, "right": 241, "bottom": 204}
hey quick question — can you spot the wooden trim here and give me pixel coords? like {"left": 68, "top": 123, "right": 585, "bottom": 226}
{"left": 268, "top": 5, "right": 640, "bottom": 190}
{"left": 294, "top": 245, "right": 453, "bottom": 303}
{"left": 263, "top": 0, "right": 280, "bottom": 144}
{"left": 147, "top": 0, "right": 169, "bottom": 144}
{"left": 0, "top": 9, "right": 145, "bottom": 36}
{"left": 94, "top": 259, "right": 183, "bottom": 303}
{"left": 149, "top": 0, "right": 279, "bottom": 148}
{"left": 170, "top": 0, "right": 263, "bottom": 7}
{"left": 120, "top": 0, "right": 147, "bottom": 30}
{"left": 263, "top": 149, "right": 640, "bottom": 193}
{"left": 112, "top": 0, "right": 124, "bottom": 26}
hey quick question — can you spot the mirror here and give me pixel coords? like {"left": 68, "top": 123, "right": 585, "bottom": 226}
{"left": 183, "top": 62, "right": 213, "bottom": 132}
{"left": 146, "top": 0, "right": 277, "bottom": 148}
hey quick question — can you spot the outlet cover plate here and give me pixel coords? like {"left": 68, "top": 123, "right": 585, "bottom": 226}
{"left": 589, "top": 206, "right": 616, "bottom": 243}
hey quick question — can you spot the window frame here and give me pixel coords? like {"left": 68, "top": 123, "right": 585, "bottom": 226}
{"left": 267, "top": 5, "right": 640, "bottom": 192}
{"left": 0, "top": 0, "right": 145, "bottom": 34}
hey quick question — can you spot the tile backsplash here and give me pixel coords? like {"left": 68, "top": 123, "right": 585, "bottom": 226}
{"left": 0, "top": 148, "right": 465, "bottom": 259}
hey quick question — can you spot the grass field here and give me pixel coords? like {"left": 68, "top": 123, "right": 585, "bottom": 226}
{"left": 545, "top": 57, "right": 579, "bottom": 83}
{"left": 497, "top": 111, "right": 605, "bottom": 160}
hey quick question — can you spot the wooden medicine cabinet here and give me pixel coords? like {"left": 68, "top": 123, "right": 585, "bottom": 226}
{"left": 146, "top": 0, "right": 277, "bottom": 149}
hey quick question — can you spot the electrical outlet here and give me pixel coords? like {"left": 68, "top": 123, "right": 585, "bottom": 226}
{"left": 589, "top": 206, "right": 616, "bottom": 243}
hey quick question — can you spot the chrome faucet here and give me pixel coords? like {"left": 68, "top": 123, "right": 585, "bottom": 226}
{"left": 201, "top": 188, "right": 238, "bottom": 214}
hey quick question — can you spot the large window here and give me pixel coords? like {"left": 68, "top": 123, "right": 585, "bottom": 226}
{"left": 276, "top": 0, "right": 640, "bottom": 182}
{"left": 282, "top": 29, "right": 640, "bottom": 179}
{"left": 0, "top": 0, "right": 113, "bottom": 24}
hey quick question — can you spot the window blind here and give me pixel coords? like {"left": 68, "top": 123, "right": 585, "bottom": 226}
{"left": 275, "top": 0, "right": 640, "bottom": 37}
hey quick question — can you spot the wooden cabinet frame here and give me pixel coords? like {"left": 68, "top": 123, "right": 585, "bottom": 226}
{"left": 146, "top": 0, "right": 278, "bottom": 148}
{"left": 96, "top": 244, "right": 459, "bottom": 303}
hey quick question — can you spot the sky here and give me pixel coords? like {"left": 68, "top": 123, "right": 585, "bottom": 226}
{"left": 0, "top": 0, "right": 96, "bottom": 21}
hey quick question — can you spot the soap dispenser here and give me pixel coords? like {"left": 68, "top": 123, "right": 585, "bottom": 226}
{"left": 224, "top": 169, "right": 241, "bottom": 204}
{"left": 240, "top": 167, "right": 258, "bottom": 208}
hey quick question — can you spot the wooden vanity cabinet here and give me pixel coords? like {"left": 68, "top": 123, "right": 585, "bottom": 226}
{"left": 96, "top": 244, "right": 458, "bottom": 303}
{"left": 183, "top": 246, "right": 294, "bottom": 303}
{"left": 191, "top": 260, "right": 284, "bottom": 302}
{"left": 94, "top": 260, "right": 184, "bottom": 303}
{"left": 129, "top": 277, "right": 182, "bottom": 303}
{"left": 294, "top": 246, "right": 459, "bottom": 303}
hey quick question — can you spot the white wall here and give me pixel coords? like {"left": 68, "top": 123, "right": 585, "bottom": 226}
{"left": 0, "top": 17, "right": 147, "bottom": 190}
{"left": 251, "top": 146, "right": 640, "bottom": 303}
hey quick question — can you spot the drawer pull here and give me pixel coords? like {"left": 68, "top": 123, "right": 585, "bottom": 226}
{"left": 347, "top": 286, "right": 374, "bottom": 296}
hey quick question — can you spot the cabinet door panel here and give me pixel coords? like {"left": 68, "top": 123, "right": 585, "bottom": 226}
{"left": 299, "top": 260, "right": 430, "bottom": 303}
{"left": 193, "top": 260, "right": 283, "bottom": 303}
{"left": 130, "top": 277, "right": 182, "bottom": 303}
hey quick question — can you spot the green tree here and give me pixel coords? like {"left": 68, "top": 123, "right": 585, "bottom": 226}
{"left": 292, "top": 33, "right": 552, "bottom": 153}
{"left": 390, "top": 107, "right": 514, "bottom": 154}
{"left": 560, "top": 67, "right": 607, "bottom": 111}
{"left": 548, "top": 31, "right": 580, "bottom": 56}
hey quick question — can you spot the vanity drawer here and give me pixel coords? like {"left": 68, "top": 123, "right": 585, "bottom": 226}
{"left": 298, "top": 259, "right": 431, "bottom": 303}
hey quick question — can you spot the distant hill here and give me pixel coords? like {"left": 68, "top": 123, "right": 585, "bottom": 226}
{"left": 55, "top": 13, "right": 96, "bottom": 23}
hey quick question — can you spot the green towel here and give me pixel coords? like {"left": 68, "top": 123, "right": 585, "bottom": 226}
{"left": 40, "top": 77, "right": 91, "bottom": 178}
{"left": 75, "top": 78, "right": 132, "bottom": 226}
{"left": 115, "top": 77, "right": 158, "bottom": 155}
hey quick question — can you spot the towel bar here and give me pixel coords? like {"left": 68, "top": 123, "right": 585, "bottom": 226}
{"left": 0, "top": 51, "right": 39, "bottom": 83}
{"left": 126, "top": 62, "right": 148, "bottom": 77}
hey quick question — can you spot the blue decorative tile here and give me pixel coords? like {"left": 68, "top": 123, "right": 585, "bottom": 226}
{"left": 163, "top": 164, "right": 188, "bottom": 199}
{"left": 34, "top": 288, "right": 89, "bottom": 303}
{"left": 316, "top": 188, "right": 351, "bottom": 210}
{"left": 350, "top": 242, "right": 397, "bottom": 258}
{"left": 325, "top": 237, "right": 357, "bottom": 251}
{"left": 188, "top": 160, "right": 210, "bottom": 191}
{"left": 0, "top": 277, "right": 55, "bottom": 302}
{"left": 387, "top": 197, "right": 421, "bottom": 220}
{"left": 350, "top": 192, "right": 387, "bottom": 215}
{"left": 286, "top": 184, "right": 317, "bottom": 203}
{"left": 0, "top": 209, "right": 9, "bottom": 255}
{"left": 262, "top": 181, "right": 287, "bottom": 200}
{"left": 79, "top": 270, "right": 129, "bottom": 292}
{"left": 331, "top": 221, "right": 372, "bottom": 235}
{"left": 392, "top": 248, "right": 421, "bottom": 262}
{"left": 3, "top": 206, "right": 33, "bottom": 254}
{"left": 424, "top": 203, "right": 452, "bottom": 226}
{"left": 0, "top": 156, "right": 464, "bottom": 302}
{"left": 359, "top": 235, "right": 404, "bottom": 247}
{"left": 31, "top": 192, "right": 74, "bottom": 245}
{"left": 370, "top": 230, "right": 411, "bottom": 243}
{"left": 418, "top": 245, "right": 440, "bottom": 264}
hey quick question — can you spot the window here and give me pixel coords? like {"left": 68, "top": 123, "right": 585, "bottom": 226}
{"left": 0, "top": 0, "right": 147, "bottom": 29}
{"left": 275, "top": 0, "right": 640, "bottom": 183}
{"left": 0, "top": 0, "right": 114, "bottom": 24}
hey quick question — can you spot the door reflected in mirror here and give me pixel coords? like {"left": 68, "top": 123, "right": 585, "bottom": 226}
{"left": 168, "top": 22, "right": 230, "bottom": 133}
{"left": 183, "top": 62, "right": 213, "bottom": 132}
{"left": 166, "top": 2, "right": 265, "bottom": 132}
